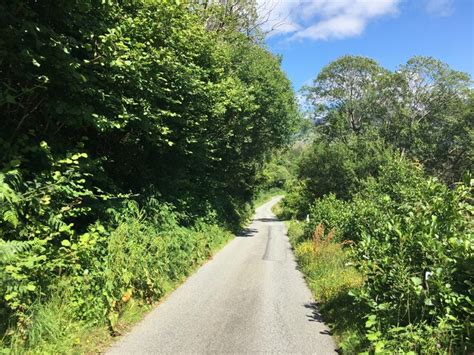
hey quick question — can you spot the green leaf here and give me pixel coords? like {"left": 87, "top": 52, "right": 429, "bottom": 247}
{"left": 5, "top": 292, "right": 18, "bottom": 301}
{"left": 365, "top": 314, "right": 377, "bottom": 328}
{"left": 411, "top": 276, "right": 422, "bottom": 286}
{"left": 366, "top": 330, "right": 381, "bottom": 341}
{"left": 61, "top": 240, "right": 71, "bottom": 247}
{"left": 3, "top": 210, "right": 18, "bottom": 228}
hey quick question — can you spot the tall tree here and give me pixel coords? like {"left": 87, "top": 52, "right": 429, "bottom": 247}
{"left": 380, "top": 56, "right": 472, "bottom": 181}
{"left": 304, "top": 55, "right": 472, "bottom": 182}
{"left": 304, "top": 55, "right": 387, "bottom": 137}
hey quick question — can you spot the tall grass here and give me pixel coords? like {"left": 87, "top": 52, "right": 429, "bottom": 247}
{"left": 285, "top": 219, "right": 367, "bottom": 352}
{"left": 1, "top": 206, "right": 232, "bottom": 354}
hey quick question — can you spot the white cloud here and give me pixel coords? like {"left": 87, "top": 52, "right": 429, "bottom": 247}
{"left": 293, "top": 14, "right": 365, "bottom": 40}
{"left": 256, "top": 0, "right": 301, "bottom": 36}
{"left": 424, "top": 0, "right": 454, "bottom": 17}
{"left": 257, "top": 0, "right": 400, "bottom": 41}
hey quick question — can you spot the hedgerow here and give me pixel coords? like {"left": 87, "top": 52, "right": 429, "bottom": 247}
{"left": 281, "top": 55, "right": 473, "bottom": 353}
{"left": 0, "top": 0, "right": 298, "bottom": 351}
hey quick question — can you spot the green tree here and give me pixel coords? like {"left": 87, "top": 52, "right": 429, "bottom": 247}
{"left": 0, "top": 0, "right": 299, "bottom": 347}
{"left": 304, "top": 55, "right": 387, "bottom": 136}
{"left": 379, "top": 56, "right": 473, "bottom": 182}
{"left": 303, "top": 55, "right": 472, "bottom": 183}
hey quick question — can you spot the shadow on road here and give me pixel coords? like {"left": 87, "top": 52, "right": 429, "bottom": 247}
{"left": 304, "top": 303, "right": 333, "bottom": 334}
{"left": 254, "top": 217, "right": 279, "bottom": 223}
{"left": 236, "top": 227, "right": 258, "bottom": 238}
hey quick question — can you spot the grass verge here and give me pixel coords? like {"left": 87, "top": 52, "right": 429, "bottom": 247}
{"left": 1, "top": 231, "right": 231, "bottom": 355}
{"left": 275, "top": 202, "right": 367, "bottom": 353}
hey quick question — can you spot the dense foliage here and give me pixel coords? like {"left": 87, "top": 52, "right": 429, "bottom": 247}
{"left": 305, "top": 55, "right": 472, "bottom": 184}
{"left": 0, "top": 0, "right": 297, "bottom": 351}
{"left": 281, "top": 56, "right": 473, "bottom": 353}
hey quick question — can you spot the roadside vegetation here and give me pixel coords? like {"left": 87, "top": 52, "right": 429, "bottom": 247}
{"left": 1, "top": 1, "right": 472, "bottom": 353}
{"left": 0, "top": 1, "right": 298, "bottom": 353}
{"left": 278, "top": 55, "right": 473, "bottom": 353}
{"left": 252, "top": 151, "right": 297, "bottom": 206}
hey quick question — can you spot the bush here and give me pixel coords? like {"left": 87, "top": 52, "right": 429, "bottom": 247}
{"left": 282, "top": 136, "right": 392, "bottom": 219}
{"left": 0, "top": 1, "right": 297, "bottom": 350}
{"left": 284, "top": 54, "right": 473, "bottom": 354}
{"left": 284, "top": 153, "right": 473, "bottom": 353}
{"left": 279, "top": 180, "right": 311, "bottom": 219}
{"left": 304, "top": 194, "right": 352, "bottom": 243}
{"left": 351, "top": 162, "right": 473, "bottom": 353}
{"left": 0, "top": 186, "right": 231, "bottom": 349}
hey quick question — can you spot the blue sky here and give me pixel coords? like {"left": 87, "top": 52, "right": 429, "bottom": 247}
{"left": 260, "top": 0, "right": 474, "bottom": 90}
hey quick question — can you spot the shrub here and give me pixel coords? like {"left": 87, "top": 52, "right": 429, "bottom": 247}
{"left": 286, "top": 153, "right": 473, "bottom": 353}
{"left": 297, "top": 136, "right": 391, "bottom": 203}
{"left": 0, "top": 186, "right": 231, "bottom": 347}
{"left": 304, "top": 194, "right": 352, "bottom": 243}
{"left": 279, "top": 180, "right": 310, "bottom": 219}
{"left": 284, "top": 54, "right": 473, "bottom": 354}
{"left": 351, "top": 166, "right": 473, "bottom": 353}
{"left": 0, "top": 0, "right": 297, "bottom": 350}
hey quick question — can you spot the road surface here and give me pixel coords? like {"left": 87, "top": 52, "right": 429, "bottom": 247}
{"left": 107, "top": 196, "right": 336, "bottom": 354}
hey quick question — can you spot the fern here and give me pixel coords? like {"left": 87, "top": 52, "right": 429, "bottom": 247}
{"left": 0, "top": 239, "right": 30, "bottom": 263}
{"left": 47, "top": 213, "right": 68, "bottom": 231}
{"left": 2, "top": 210, "right": 19, "bottom": 228}
{"left": 0, "top": 179, "right": 20, "bottom": 204}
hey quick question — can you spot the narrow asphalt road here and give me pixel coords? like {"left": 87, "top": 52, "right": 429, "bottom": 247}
{"left": 107, "top": 197, "right": 336, "bottom": 354}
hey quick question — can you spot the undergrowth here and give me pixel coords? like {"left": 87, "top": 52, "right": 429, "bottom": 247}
{"left": 279, "top": 155, "right": 473, "bottom": 353}
{"left": 0, "top": 201, "right": 231, "bottom": 354}
{"left": 284, "top": 218, "right": 367, "bottom": 352}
